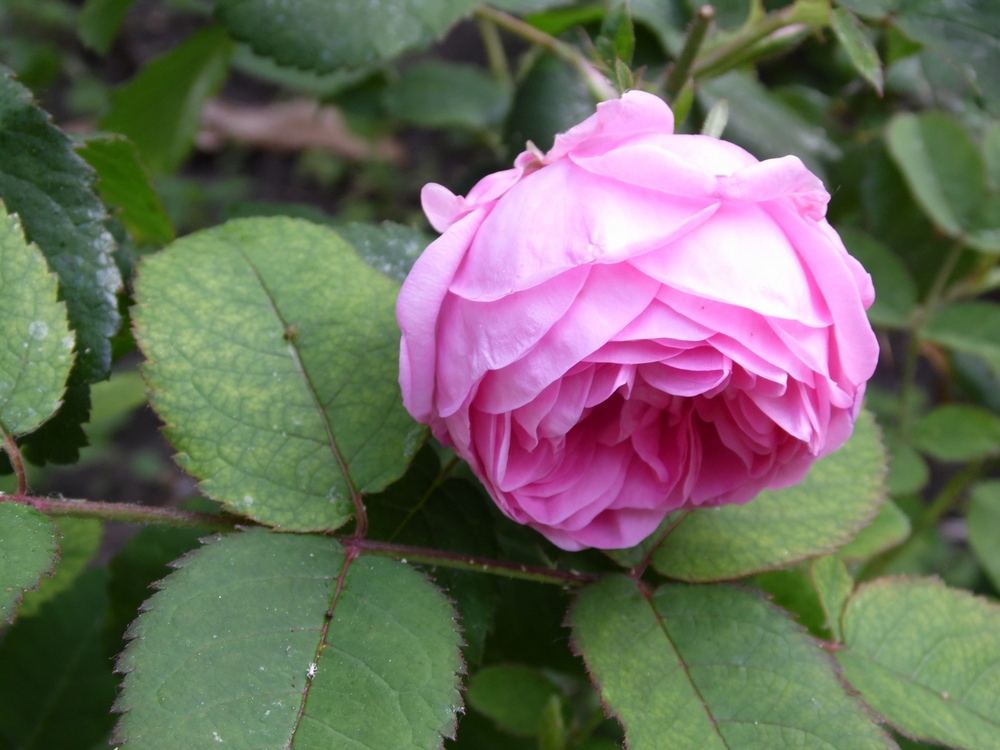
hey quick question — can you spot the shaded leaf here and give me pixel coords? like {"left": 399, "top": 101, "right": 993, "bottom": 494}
{"left": 830, "top": 7, "right": 883, "bottom": 94}
{"left": 16, "top": 517, "right": 102, "bottom": 619}
{"left": 100, "top": 26, "right": 232, "bottom": 174}
{"left": 0, "top": 502, "right": 57, "bottom": 623}
{"left": 810, "top": 555, "right": 853, "bottom": 642}
{"left": 466, "top": 665, "right": 561, "bottom": 737}
{"left": 924, "top": 302, "right": 1000, "bottom": 378}
{"left": 837, "top": 499, "right": 911, "bottom": 564}
{"left": 0, "top": 67, "right": 120, "bottom": 385}
{"left": 968, "top": 480, "right": 1000, "bottom": 593}
{"left": 114, "top": 530, "right": 464, "bottom": 749}
{"left": 337, "top": 220, "right": 433, "bottom": 284}
{"left": 911, "top": 404, "right": 1000, "bottom": 462}
{"left": 134, "top": 217, "right": 423, "bottom": 531}
{"left": 840, "top": 577, "right": 1000, "bottom": 749}
{"left": 0, "top": 570, "right": 117, "bottom": 749}
{"left": 0, "top": 203, "right": 74, "bottom": 436}
{"left": 840, "top": 227, "right": 916, "bottom": 329}
{"left": 884, "top": 441, "right": 929, "bottom": 496}
{"left": 645, "top": 409, "right": 886, "bottom": 581}
{"left": 216, "top": 0, "right": 476, "bottom": 72}
{"left": 76, "top": 133, "right": 175, "bottom": 246}
{"left": 78, "top": 0, "right": 137, "bottom": 54}
{"left": 752, "top": 566, "right": 827, "bottom": 637}
{"left": 384, "top": 61, "right": 511, "bottom": 131}
{"left": 569, "top": 576, "right": 893, "bottom": 750}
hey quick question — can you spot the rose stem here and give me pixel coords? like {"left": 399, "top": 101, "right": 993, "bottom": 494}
{"left": 0, "top": 495, "right": 597, "bottom": 587}
{"left": 0, "top": 428, "right": 27, "bottom": 496}
{"left": 474, "top": 5, "right": 618, "bottom": 101}
{"left": 663, "top": 5, "right": 715, "bottom": 102}
{"left": 477, "top": 16, "right": 513, "bottom": 88}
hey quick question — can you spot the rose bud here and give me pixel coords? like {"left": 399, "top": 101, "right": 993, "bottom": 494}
{"left": 396, "top": 90, "right": 878, "bottom": 551}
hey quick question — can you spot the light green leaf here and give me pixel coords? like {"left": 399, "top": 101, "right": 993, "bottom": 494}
{"left": 0, "top": 570, "right": 117, "bottom": 749}
{"left": 830, "top": 7, "right": 883, "bottom": 93}
{"left": 840, "top": 577, "right": 1000, "bottom": 749}
{"left": 78, "top": 0, "right": 137, "bottom": 54}
{"left": 810, "top": 555, "right": 853, "bottom": 642}
{"left": 569, "top": 577, "right": 893, "bottom": 750}
{"left": 17, "top": 517, "right": 102, "bottom": 618}
{"left": 76, "top": 133, "right": 175, "bottom": 246}
{"left": 114, "top": 530, "right": 463, "bottom": 749}
{"left": 837, "top": 498, "right": 911, "bottom": 563}
{"left": 885, "top": 112, "right": 985, "bottom": 238}
{"left": 466, "top": 665, "right": 561, "bottom": 737}
{"left": 911, "top": 404, "right": 1000, "bottom": 462}
{"left": 216, "top": 0, "right": 476, "bottom": 72}
{"left": 100, "top": 26, "right": 232, "bottom": 174}
{"left": 134, "top": 217, "right": 423, "bottom": 531}
{"left": 924, "top": 302, "right": 1000, "bottom": 378}
{"left": 885, "top": 441, "right": 929, "bottom": 496}
{"left": 984, "top": 124, "right": 1000, "bottom": 191}
{"left": 0, "top": 203, "right": 74, "bottom": 436}
{"left": 336, "top": 220, "right": 432, "bottom": 284}
{"left": 968, "top": 480, "right": 1000, "bottom": 592}
{"left": 0, "top": 502, "right": 57, "bottom": 623}
{"left": 0, "top": 67, "right": 120, "bottom": 386}
{"left": 699, "top": 71, "right": 841, "bottom": 181}
{"left": 645, "top": 409, "right": 886, "bottom": 581}
{"left": 383, "top": 61, "right": 511, "bottom": 131}
{"left": 839, "top": 228, "right": 917, "bottom": 329}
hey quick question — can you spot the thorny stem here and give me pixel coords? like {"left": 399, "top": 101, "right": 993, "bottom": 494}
{"left": 474, "top": 5, "right": 618, "bottom": 101}
{"left": 663, "top": 5, "right": 715, "bottom": 102}
{"left": 0, "top": 495, "right": 597, "bottom": 587}
{"left": 0, "top": 428, "right": 27, "bottom": 496}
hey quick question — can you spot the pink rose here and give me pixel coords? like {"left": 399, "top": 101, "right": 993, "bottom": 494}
{"left": 396, "top": 91, "right": 878, "bottom": 551}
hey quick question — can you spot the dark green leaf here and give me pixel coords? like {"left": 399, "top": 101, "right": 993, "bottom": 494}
{"left": 0, "top": 203, "right": 75, "bottom": 436}
{"left": 968, "top": 480, "right": 1000, "bottom": 592}
{"left": 752, "top": 566, "right": 828, "bottom": 637}
{"left": 0, "top": 570, "right": 117, "bottom": 749}
{"left": 885, "top": 112, "right": 985, "bottom": 239}
{"left": 911, "top": 404, "right": 1000, "bottom": 462}
{"left": 77, "top": 0, "right": 137, "bottom": 54}
{"left": 17, "top": 517, "right": 102, "bottom": 618}
{"left": 215, "top": 0, "right": 477, "bottom": 72}
{"left": 840, "top": 577, "right": 1000, "bottom": 748}
{"left": 466, "top": 665, "right": 561, "bottom": 737}
{"left": 925, "top": 302, "right": 1000, "bottom": 378}
{"left": 840, "top": 228, "right": 917, "bottom": 329}
{"left": 100, "top": 26, "right": 232, "bottom": 174}
{"left": 837, "top": 499, "right": 911, "bottom": 563}
{"left": 337, "top": 221, "right": 432, "bottom": 284}
{"left": 0, "top": 502, "right": 57, "bottom": 623}
{"left": 383, "top": 61, "right": 511, "bottom": 131}
{"left": 645, "top": 409, "right": 886, "bottom": 581}
{"left": 114, "top": 530, "right": 464, "bottom": 749}
{"left": 830, "top": 7, "right": 883, "bottom": 94}
{"left": 597, "top": 3, "right": 635, "bottom": 68}
{"left": 134, "top": 217, "right": 424, "bottom": 531}
{"left": 569, "top": 577, "right": 893, "bottom": 750}
{"left": 0, "top": 67, "right": 121, "bottom": 384}
{"left": 76, "top": 133, "right": 175, "bottom": 246}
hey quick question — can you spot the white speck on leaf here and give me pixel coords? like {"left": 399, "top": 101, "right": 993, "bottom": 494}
{"left": 212, "top": 731, "right": 223, "bottom": 743}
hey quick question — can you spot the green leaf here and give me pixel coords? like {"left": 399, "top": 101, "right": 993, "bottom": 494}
{"left": 0, "top": 570, "right": 117, "bottom": 750}
{"left": 0, "top": 67, "right": 121, "bottom": 385}
{"left": 924, "top": 302, "right": 1000, "bottom": 378}
{"left": 17, "top": 517, "right": 102, "bottom": 618}
{"left": 538, "top": 695, "right": 567, "bottom": 750}
{"left": 596, "top": 3, "right": 635, "bottom": 68}
{"left": 504, "top": 54, "right": 595, "bottom": 155}
{"left": 337, "top": 220, "right": 432, "bottom": 284}
{"left": 837, "top": 498, "right": 911, "bottom": 563}
{"left": 76, "top": 133, "right": 175, "bottom": 246}
{"left": 114, "top": 530, "right": 464, "bottom": 749}
{"left": 839, "top": 228, "right": 917, "bottom": 329}
{"left": 752, "top": 566, "right": 827, "bottom": 637}
{"left": 984, "top": 124, "right": 1000, "bottom": 191}
{"left": 885, "top": 112, "right": 985, "bottom": 239}
{"left": 100, "top": 26, "right": 232, "bottom": 174}
{"left": 0, "top": 203, "right": 75, "bottom": 436}
{"left": 134, "top": 217, "right": 423, "bottom": 531}
{"left": 839, "top": 577, "right": 1000, "bottom": 748}
{"left": 885, "top": 441, "right": 929, "bottom": 496}
{"left": 466, "top": 665, "right": 561, "bottom": 737}
{"left": 0, "top": 502, "right": 57, "bottom": 623}
{"left": 910, "top": 404, "right": 1000, "bottom": 462}
{"left": 215, "top": 0, "right": 476, "bottom": 72}
{"left": 644, "top": 409, "right": 886, "bottom": 581}
{"left": 383, "top": 61, "right": 511, "bottom": 131}
{"left": 810, "top": 555, "right": 853, "bottom": 642}
{"left": 968, "top": 480, "right": 1000, "bottom": 592}
{"left": 569, "top": 576, "right": 893, "bottom": 750}
{"left": 699, "top": 71, "right": 841, "bottom": 181}
{"left": 830, "top": 7, "right": 883, "bottom": 94}
{"left": 78, "top": 0, "right": 137, "bottom": 54}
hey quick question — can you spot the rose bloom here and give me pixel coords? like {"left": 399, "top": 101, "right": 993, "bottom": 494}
{"left": 396, "top": 91, "right": 878, "bottom": 551}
